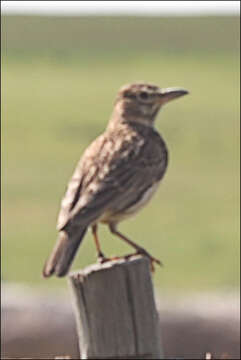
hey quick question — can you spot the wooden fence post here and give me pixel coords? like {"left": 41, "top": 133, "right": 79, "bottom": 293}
{"left": 68, "top": 255, "right": 163, "bottom": 359}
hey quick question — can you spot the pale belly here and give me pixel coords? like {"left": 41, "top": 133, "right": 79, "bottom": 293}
{"left": 99, "top": 181, "right": 160, "bottom": 224}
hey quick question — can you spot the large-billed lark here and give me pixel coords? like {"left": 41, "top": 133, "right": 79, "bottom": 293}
{"left": 43, "top": 83, "right": 188, "bottom": 277}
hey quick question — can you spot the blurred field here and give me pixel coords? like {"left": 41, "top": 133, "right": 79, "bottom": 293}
{"left": 2, "top": 15, "right": 240, "bottom": 291}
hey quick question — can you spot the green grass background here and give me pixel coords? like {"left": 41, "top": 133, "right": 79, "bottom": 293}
{"left": 2, "top": 16, "right": 240, "bottom": 291}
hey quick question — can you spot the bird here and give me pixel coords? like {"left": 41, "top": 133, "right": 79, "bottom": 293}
{"left": 43, "top": 82, "right": 188, "bottom": 278}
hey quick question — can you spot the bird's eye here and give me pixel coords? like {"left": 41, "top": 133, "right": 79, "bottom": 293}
{"left": 139, "top": 91, "right": 149, "bottom": 100}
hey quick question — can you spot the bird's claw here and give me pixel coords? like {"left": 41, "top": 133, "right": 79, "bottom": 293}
{"left": 97, "top": 249, "right": 162, "bottom": 273}
{"left": 97, "top": 254, "right": 123, "bottom": 264}
{"left": 97, "top": 251, "right": 109, "bottom": 264}
{"left": 120, "top": 249, "right": 163, "bottom": 272}
{"left": 135, "top": 248, "right": 163, "bottom": 272}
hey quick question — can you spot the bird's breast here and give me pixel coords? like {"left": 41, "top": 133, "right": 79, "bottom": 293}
{"left": 99, "top": 181, "right": 160, "bottom": 224}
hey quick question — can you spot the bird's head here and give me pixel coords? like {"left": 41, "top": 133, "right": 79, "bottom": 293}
{"left": 112, "top": 82, "right": 189, "bottom": 127}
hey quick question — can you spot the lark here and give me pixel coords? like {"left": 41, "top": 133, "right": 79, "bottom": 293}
{"left": 43, "top": 83, "right": 188, "bottom": 277}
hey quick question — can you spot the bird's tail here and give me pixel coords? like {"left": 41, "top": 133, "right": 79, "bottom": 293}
{"left": 42, "top": 228, "right": 87, "bottom": 278}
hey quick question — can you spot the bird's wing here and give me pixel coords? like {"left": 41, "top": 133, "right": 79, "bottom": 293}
{"left": 57, "top": 133, "right": 107, "bottom": 231}
{"left": 57, "top": 126, "right": 167, "bottom": 232}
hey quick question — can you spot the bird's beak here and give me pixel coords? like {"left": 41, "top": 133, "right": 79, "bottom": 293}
{"left": 158, "top": 87, "right": 189, "bottom": 105}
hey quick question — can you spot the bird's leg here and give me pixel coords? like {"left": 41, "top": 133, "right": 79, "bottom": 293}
{"left": 109, "top": 223, "right": 163, "bottom": 272}
{"left": 92, "top": 224, "right": 128, "bottom": 264}
{"left": 91, "top": 224, "right": 106, "bottom": 262}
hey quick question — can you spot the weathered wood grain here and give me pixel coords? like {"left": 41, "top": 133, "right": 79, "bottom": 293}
{"left": 68, "top": 256, "right": 162, "bottom": 359}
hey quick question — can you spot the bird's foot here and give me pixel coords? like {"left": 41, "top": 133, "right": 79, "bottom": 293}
{"left": 97, "top": 252, "right": 123, "bottom": 264}
{"left": 97, "top": 251, "right": 108, "bottom": 264}
{"left": 113, "top": 249, "right": 162, "bottom": 272}
{"left": 98, "top": 250, "right": 162, "bottom": 272}
{"left": 134, "top": 248, "right": 163, "bottom": 273}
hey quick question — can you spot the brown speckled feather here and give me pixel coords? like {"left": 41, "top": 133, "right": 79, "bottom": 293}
{"left": 57, "top": 122, "right": 168, "bottom": 233}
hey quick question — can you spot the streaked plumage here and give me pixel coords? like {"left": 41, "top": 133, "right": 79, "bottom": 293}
{"left": 43, "top": 83, "right": 188, "bottom": 277}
